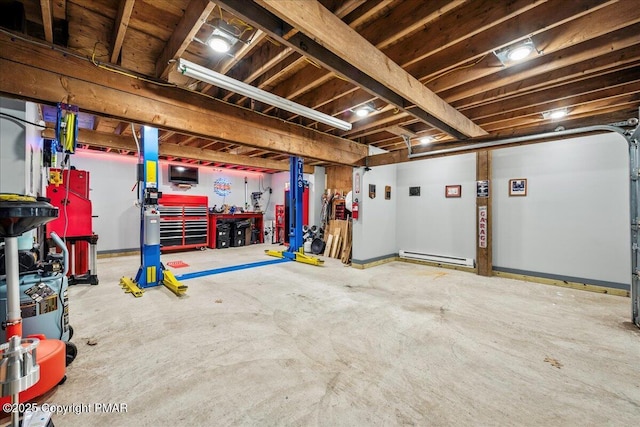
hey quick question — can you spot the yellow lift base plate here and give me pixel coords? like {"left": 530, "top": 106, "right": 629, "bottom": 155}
{"left": 120, "top": 277, "right": 144, "bottom": 297}
{"left": 163, "top": 270, "right": 188, "bottom": 296}
{"left": 264, "top": 249, "right": 324, "bottom": 266}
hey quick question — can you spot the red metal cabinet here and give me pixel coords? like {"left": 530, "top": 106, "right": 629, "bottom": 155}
{"left": 159, "top": 194, "right": 208, "bottom": 251}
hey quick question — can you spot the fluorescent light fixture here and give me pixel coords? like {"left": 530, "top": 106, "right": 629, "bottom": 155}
{"left": 493, "top": 38, "right": 537, "bottom": 66}
{"left": 419, "top": 136, "right": 434, "bottom": 145}
{"left": 177, "top": 58, "right": 352, "bottom": 131}
{"left": 542, "top": 108, "right": 569, "bottom": 120}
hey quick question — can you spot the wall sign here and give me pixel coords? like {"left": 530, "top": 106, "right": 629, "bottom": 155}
{"left": 409, "top": 186, "right": 420, "bottom": 196}
{"left": 445, "top": 185, "right": 461, "bottom": 198}
{"left": 478, "top": 206, "right": 488, "bottom": 248}
{"left": 385, "top": 185, "right": 391, "bottom": 200}
{"left": 477, "top": 180, "right": 489, "bottom": 198}
{"left": 213, "top": 177, "right": 232, "bottom": 196}
{"left": 509, "top": 178, "right": 527, "bottom": 196}
{"left": 369, "top": 184, "right": 376, "bottom": 199}
{"left": 355, "top": 172, "right": 361, "bottom": 194}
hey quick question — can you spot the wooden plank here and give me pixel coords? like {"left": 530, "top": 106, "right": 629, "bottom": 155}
{"left": 332, "top": 235, "right": 342, "bottom": 258}
{"left": 111, "top": 0, "right": 136, "bottom": 64}
{"left": 0, "top": 32, "right": 367, "bottom": 165}
{"left": 324, "top": 234, "right": 334, "bottom": 257}
{"left": 257, "top": 0, "right": 487, "bottom": 138}
{"left": 341, "top": 220, "right": 351, "bottom": 263}
{"left": 330, "top": 228, "right": 341, "bottom": 258}
{"left": 155, "top": 0, "right": 215, "bottom": 78}
{"left": 40, "top": 0, "right": 54, "bottom": 43}
{"left": 476, "top": 150, "right": 492, "bottom": 277}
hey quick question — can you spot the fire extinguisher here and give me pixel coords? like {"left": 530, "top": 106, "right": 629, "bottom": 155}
{"left": 352, "top": 198, "right": 359, "bottom": 220}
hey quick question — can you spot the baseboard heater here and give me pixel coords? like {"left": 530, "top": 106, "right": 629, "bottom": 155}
{"left": 399, "top": 250, "right": 475, "bottom": 268}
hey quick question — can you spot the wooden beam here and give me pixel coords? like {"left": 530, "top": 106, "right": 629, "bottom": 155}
{"left": 155, "top": 0, "right": 215, "bottom": 78}
{"left": 110, "top": 0, "right": 135, "bottom": 64}
{"left": 246, "top": 0, "right": 486, "bottom": 138}
{"left": 39, "top": 0, "right": 54, "bottom": 43}
{"left": 252, "top": 1, "right": 458, "bottom": 119}
{"left": 384, "top": 125, "right": 416, "bottom": 138}
{"left": 0, "top": 32, "right": 365, "bottom": 165}
{"left": 476, "top": 151, "right": 492, "bottom": 277}
{"left": 41, "top": 128, "right": 313, "bottom": 173}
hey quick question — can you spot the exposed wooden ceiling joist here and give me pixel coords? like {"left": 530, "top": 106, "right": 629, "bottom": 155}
{"left": 110, "top": 0, "right": 135, "bottom": 64}
{"left": 39, "top": 0, "right": 53, "bottom": 43}
{"left": 0, "top": 32, "right": 366, "bottom": 165}
{"left": 155, "top": 0, "right": 216, "bottom": 78}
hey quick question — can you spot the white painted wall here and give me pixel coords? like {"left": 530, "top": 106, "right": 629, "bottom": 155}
{"left": 492, "top": 132, "right": 630, "bottom": 286}
{"left": 0, "top": 98, "right": 43, "bottom": 243}
{"left": 70, "top": 150, "right": 272, "bottom": 252}
{"left": 268, "top": 168, "right": 325, "bottom": 228}
{"left": 396, "top": 153, "right": 476, "bottom": 260}
{"left": 310, "top": 166, "right": 326, "bottom": 227}
{"left": 70, "top": 151, "right": 324, "bottom": 252}
{"left": 1, "top": 98, "right": 28, "bottom": 195}
{"left": 69, "top": 150, "right": 139, "bottom": 252}
{"left": 352, "top": 163, "right": 397, "bottom": 262}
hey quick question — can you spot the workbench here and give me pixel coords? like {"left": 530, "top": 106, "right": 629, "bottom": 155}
{"left": 208, "top": 212, "right": 264, "bottom": 249}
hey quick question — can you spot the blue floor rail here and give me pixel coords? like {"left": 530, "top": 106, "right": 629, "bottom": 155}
{"left": 175, "top": 258, "right": 291, "bottom": 281}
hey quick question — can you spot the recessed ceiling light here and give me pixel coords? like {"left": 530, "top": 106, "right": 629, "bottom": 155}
{"left": 355, "top": 108, "right": 370, "bottom": 117}
{"left": 542, "top": 108, "right": 569, "bottom": 120}
{"left": 493, "top": 38, "right": 537, "bottom": 66}
{"left": 352, "top": 103, "right": 376, "bottom": 118}
{"left": 207, "top": 36, "right": 231, "bottom": 53}
{"left": 549, "top": 110, "right": 567, "bottom": 119}
{"left": 507, "top": 45, "right": 534, "bottom": 61}
{"left": 419, "top": 136, "right": 434, "bottom": 145}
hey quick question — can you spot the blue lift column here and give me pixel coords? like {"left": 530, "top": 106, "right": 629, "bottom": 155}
{"left": 120, "top": 126, "right": 187, "bottom": 297}
{"left": 266, "top": 156, "right": 323, "bottom": 266}
{"left": 288, "top": 156, "right": 304, "bottom": 252}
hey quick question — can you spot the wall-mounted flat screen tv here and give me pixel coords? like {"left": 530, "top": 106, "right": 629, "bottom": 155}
{"left": 169, "top": 165, "right": 199, "bottom": 185}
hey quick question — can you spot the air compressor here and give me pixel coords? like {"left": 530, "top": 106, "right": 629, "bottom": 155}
{"left": 0, "top": 232, "right": 77, "bottom": 366}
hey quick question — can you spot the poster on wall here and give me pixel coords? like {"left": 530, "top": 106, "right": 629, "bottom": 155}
{"left": 355, "top": 172, "right": 360, "bottom": 195}
{"left": 476, "top": 180, "right": 489, "bottom": 198}
{"left": 478, "top": 206, "right": 488, "bottom": 248}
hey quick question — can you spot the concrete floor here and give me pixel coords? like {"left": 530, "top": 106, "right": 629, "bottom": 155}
{"left": 15, "top": 244, "right": 640, "bottom": 426}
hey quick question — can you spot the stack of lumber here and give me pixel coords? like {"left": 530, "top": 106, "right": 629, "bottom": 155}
{"left": 323, "top": 219, "right": 352, "bottom": 264}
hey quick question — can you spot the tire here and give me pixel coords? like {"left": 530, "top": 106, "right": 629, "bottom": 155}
{"left": 66, "top": 342, "right": 78, "bottom": 366}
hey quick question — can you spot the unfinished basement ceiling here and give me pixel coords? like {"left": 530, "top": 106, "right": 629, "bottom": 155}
{"left": 1, "top": 0, "right": 638, "bottom": 170}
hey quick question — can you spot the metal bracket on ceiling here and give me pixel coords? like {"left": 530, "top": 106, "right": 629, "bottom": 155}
{"left": 401, "top": 134, "right": 413, "bottom": 156}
